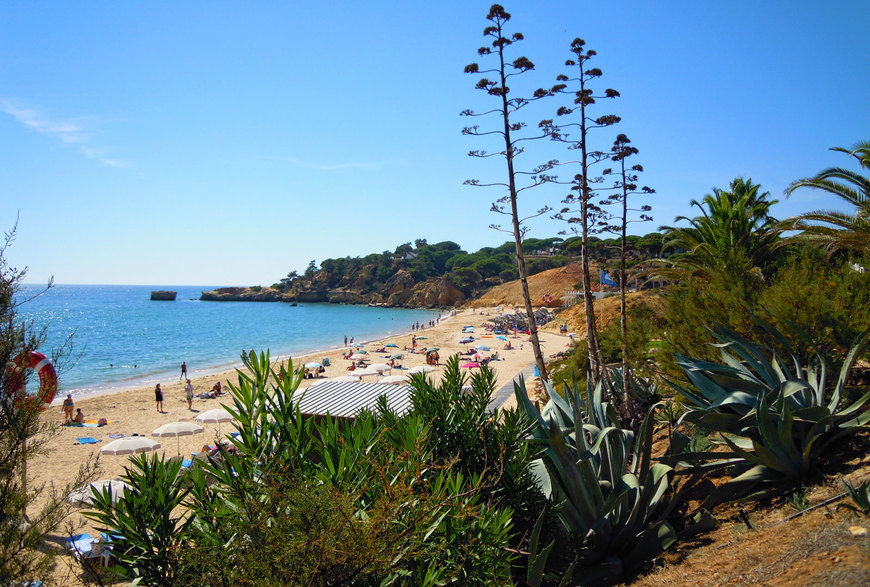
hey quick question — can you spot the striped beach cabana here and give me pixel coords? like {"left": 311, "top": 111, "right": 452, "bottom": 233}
{"left": 298, "top": 380, "right": 414, "bottom": 422}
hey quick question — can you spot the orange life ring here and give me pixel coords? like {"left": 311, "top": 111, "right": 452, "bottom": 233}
{"left": 6, "top": 351, "right": 58, "bottom": 409}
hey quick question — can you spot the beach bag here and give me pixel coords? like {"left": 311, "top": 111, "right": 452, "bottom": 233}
{"left": 98, "top": 418, "right": 108, "bottom": 427}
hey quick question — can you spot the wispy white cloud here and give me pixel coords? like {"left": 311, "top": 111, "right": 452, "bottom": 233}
{"left": 1, "top": 99, "right": 128, "bottom": 167}
{"left": 274, "top": 156, "right": 401, "bottom": 171}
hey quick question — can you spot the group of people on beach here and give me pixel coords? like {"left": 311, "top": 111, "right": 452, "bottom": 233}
{"left": 62, "top": 394, "right": 86, "bottom": 424}
{"left": 151, "top": 361, "right": 225, "bottom": 413}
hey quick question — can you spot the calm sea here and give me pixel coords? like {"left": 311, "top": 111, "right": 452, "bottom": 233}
{"left": 15, "top": 284, "right": 439, "bottom": 400}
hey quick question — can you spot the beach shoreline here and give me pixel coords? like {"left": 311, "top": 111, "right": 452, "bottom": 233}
{"left": 48, "top": 308, "right": 451, "bottom": 405}
{"left": 32, "top": 305, "right": 571, "bottom": 584}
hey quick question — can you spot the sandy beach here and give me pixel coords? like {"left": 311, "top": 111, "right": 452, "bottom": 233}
{"left": 28, "top": 306, "right": 570, "bottom": 576}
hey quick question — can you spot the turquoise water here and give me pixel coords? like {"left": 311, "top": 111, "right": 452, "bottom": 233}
{"left": 15, "top": 284, "right": 439, "bottom": 399}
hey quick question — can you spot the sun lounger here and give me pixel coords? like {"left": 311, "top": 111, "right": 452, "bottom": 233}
{"left": 75, "top": 437, "right": 99, "bottom": 445}
{"left": 66, "top": 532, "right": 110, "bottom": 567}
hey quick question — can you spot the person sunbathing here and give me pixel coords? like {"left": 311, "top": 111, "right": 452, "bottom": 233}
{"left": 73, "top": 408, "right": 85, "bottom": 424}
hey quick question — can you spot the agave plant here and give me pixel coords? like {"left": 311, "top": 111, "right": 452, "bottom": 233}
{"left": 668, "top": 318, "right": 870, "bottom": 499}
{"left": 515, "top": 373, "right": 676, "bottom": 585}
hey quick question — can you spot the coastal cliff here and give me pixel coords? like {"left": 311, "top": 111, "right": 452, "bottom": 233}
{"left": 200, "top": 287, "right": 292, "bottom": 302}
{"left": 200, "top": 276, "right": 465, "bottom": 308}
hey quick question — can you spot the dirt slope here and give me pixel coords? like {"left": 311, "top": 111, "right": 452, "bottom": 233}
{"left": 468, "top": 263, "right": 588, "bottom": 308}
{"left": 541, "top": 290, "right": 668, "bottom": 336}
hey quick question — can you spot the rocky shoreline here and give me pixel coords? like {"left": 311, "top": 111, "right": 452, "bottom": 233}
{"left": 200, "top": 275, "right": 466, "bottom": 309}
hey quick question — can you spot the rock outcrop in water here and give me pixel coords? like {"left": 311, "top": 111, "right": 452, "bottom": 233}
{"left": 150, "top": 290, "right": 177, "bottom": 301}
{"left": 199, "top": 287, "right": 291, "bottom": 302}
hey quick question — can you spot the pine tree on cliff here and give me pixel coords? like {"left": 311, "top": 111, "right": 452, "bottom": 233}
{"left": 462, "top": 4, "right": 557, "bottom": 382}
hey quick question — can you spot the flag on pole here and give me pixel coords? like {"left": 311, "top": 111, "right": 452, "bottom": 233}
{"left": 601, "top": 270, "right": 618, "bottom": 287}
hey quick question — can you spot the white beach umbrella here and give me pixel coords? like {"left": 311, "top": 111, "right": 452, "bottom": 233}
{"left": 349, "top": 353, "right": 368, "bottom": 361}
{"left": 195, "top": 407, "right": 235, "bottom": 435}
{"left": 67, "top": 479, "right": 131, "bottom": 506}
{"left": 195, "top": 408, "right": 235, "bottom": 424}
{"left": 355, "top": 367, "right": 382, "bottom": 377}
{"left": 408, "top": 365, "right": 435, "bottom": 374}
{"left": 100, "top": 436, "right": 161, "bottom": 456}
{"left": 152, "top": 421, "right": 204, "bottom": 455}
{"left": 368, "top": 363, "right": 391, "bottom": 373}
{"left": 304, "top": 362, "right": 322, "bottom": 369}
{"left": 380, "top": 375, "right": 409, "bottom": 385}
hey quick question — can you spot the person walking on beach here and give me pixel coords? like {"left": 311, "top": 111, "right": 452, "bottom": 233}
{"left": 344, "top": 335, "right": 348, "bottom": 346}
{"left": 180, "top": 361, "right": 187, "bottom": 380}
{"left": 185, "top": 379, "right": 194, "bottom": 410}
{"left": 62, "top": 394, "right": 74, "bottom": 424}
{"left": 155, "top": 384, "right": 164, "bottom": 413}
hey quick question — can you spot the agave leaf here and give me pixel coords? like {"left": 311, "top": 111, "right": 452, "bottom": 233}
{"left": 633, "top": 402, "right": 663, "bottom": 479}
{"left": 622, "top": 521, "right": 677, "bottom": 574}
{"left": 791, "top": 405, "right": 832, "bottom": 422}
{"left": 530, "top": 458, "right": 552, "bottom": 498}
{"left": 711, "top": 329, "right": 780, "bottom": 388}
{"left": 776, "top": 400, "right": 803, "bottom": 468}
{"left": 832, "top": 388, "right": 870, "bottom": 418}
{"left": 679, "top": 508, "right": 720, "bottom": 538}
{"left": 548, "top": 418, "right": 599, "bottom": 529}
{"left": 694, "top": 411, "right": 746, "bottom": 434}
{"left": 514, "top": 375, "right": 548, "bottom": 429}
{"left": 682, "top": 369, "right": 730, "bottom": 404}
{"left": 753, "top": 394, "right": 799, "bottom": 475}
{"left": 720, "top": 434, "right": 766, "bottom": 468}
{"left": 778, "top": 379, "right": 813, "bottom": 402}
{"left": 830, "top": 327, "right": 870, "bottom": 412}
{"left": 548, "top": 379, "right": 574, "bottom": 419}
{"left": 664, "top": 376, "right": 708, "bottom": 410}
{"left": 700, "top": 463, "right": 769, "bottom": 509}
{"left": 527, "top": 508, "right": 555, "bottom": 587}
{"left": 707, "top": 391, "right": 759, "bottom": 409}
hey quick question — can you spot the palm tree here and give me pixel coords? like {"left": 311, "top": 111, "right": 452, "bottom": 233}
{"left": 657, "top": 177, "right": 780, "bottom": 280}
{"left": 785, "top": 141, "right": 870, "bottom": 255}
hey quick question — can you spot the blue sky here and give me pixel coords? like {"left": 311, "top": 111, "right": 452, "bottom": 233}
{"left": 2, "top": 1, "right": 868, "bottom": 286}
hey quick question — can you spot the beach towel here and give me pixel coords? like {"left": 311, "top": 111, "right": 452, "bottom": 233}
{"left": 108, "top": 434, "right": 125, "bottom": 439}
{"left": 76, "top": 437, "right": 99, "bottom": 445}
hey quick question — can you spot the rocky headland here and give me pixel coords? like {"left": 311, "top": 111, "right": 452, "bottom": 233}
{"left": 200, "top": 273, "right": 466, "bottom": 308}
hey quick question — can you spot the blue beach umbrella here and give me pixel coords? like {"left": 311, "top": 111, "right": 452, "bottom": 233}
{"left": 459, "top": 337, "right": 474, "bottom": 344}
{"left": 475, "top": 345, "right": 491, "bottom": 352}
{"left": 496, "top": 336, "right": 508, "bottom": 341}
